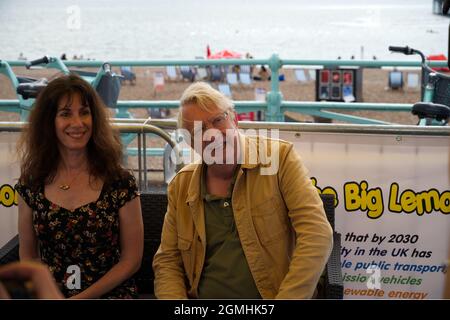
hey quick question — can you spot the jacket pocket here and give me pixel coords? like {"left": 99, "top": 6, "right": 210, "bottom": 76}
{"left": 177, "top": 236, "right": 192, "bottom": 250}
{"left": 250, "top": 196, "right": 288, "bottom": 246}
{"left": 177, "top": 236, "right": 193, "bottom": 283}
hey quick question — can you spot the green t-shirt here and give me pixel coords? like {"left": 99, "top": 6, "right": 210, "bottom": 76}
{"left": 197, "top": 165, "right": 261, "bottom": 299}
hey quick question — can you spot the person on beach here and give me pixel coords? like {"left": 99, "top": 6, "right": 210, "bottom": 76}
{"left": 153, "top": 82, "right": 333, "bottom": 299}
{"left": 15, "top": 74, "right": 144, "bottom": 299}
{"left": 253, "top": 65, "right": 271, "bottom": 81}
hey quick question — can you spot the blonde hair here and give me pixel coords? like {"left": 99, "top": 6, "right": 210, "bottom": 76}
{"left": 178, "top": 82, "right": 235, "bottom": 128}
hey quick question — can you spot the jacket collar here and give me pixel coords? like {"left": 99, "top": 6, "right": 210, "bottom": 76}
{"left": 239, "top": 133, "right": 259, "bottom": 170}
{"left": 186, "top": 164, "right": 203, "bottom": 205}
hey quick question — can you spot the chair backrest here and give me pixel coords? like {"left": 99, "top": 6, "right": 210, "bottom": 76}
{"left": 388, "top": 71, "right": 403, "bottom": 89}
{"left": 295, "top": 69, "right": 307, "bottom": 82}
{"left": 166, "top": 66, "right": 178, "bottom": 80}
{"left": 308, "top": 69, "right": 316, "bottom": 81}
{"left": 135, "top": 189, "right": 168, "bottom": 294}
{"left": 407, "top": 73, "right": 420, "bottom": 89}
{"left": 120, "top": 66, "right": 136, "bottom": 81}
{"left": 240, "top": 65, "right": 251, "bottom": 74}
{"left": 209, "top": 66, "right": 223, "bottom": 82}
{"left": 218, "top": 84, "right": 232, "bottom": 97}
{"left": 226, "top": 73, "right": 238, "bottom": 85}
{"left": 153, "top": 72, "right": 165, "bottom": 91}
{"left": 254, "top": 87, "right": 266, "bottom": 101}
{"left": 239, "top": 72, "right": 252, "bottom": 85}
{"left": 196, "top": 67, "right": 208, "bottom": 80}
{"left": 320, "top": 193, "right": 335, "bottom": 230}
{"left": 317, "top": 193, "right": 343, "bottom": 299}
{"left": 0, "top": 235, "right": 19, "bottom": 266}
{"left": 180, "top": 66, "right": 195, "bottom": 82}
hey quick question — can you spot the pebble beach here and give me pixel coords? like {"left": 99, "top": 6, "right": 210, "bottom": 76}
{"left": 0, "top": 66, "right": 422, "bottom": 125}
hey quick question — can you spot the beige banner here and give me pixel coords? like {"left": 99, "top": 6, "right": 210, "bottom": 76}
{"left": 280, "top": 131, "right": 450, "bottom": 299}
{"left": 1, "top": 130, "right": 449, "bottom": 299}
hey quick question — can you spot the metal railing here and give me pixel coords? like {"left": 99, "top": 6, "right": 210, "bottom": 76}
{"left": 1, "top": 57, "right": 447, "bottom": 124}
{"left": 111, "top": 118, "right": 450, "bottom": 135}
{"left": 0, "top": 121, "right": 177, "bottom": 191}
{"left": 0, "top": 121, "right": 448, "bottom": 190}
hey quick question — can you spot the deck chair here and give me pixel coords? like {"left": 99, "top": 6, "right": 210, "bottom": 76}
{"left": 180, "top": 66, "right": 195, "bottom": 82}
{"left": 218, "top": 83, "right": 232, "bottom": 97}
{"left": 120, "top": 66, "right": 136, "bottom": 85}
{"left": 308, "top": 69, "right": 316, "bottom": 81}
{"left": 295, "top": 69, "right": 307, "bottom": 82}
{"left": 166, "top": 66, "right": 178, "bottom": 81}
{"left": 254, "top": 87, "right": 266, "bottom": 101}
{"left": 239, "top": 65, "right": 252, "bottom": 84}
{"left": 209, "top": 65, "right": 223, "bottom": 82}
{"left": 196, "top": 67, "right": 208, "bottom": 80}
{"left": 239, "top": 72, "right": 252, "bottom": 85}
{"left": 153, "top": 71, "right": 165, "bottom": 92}
{"left": 388, "top": 70, "right": 403, "bottom": 90}
{"left": 194, "top": 56, "right": 208, "bottom": 80}
{"left": 407, "top": 73, "right": 420, "bottom": 90}
{"left": 240, "top": 65, "right": 251, "bottom": 74}
{"left": 226, "top": 73, "right": 238, "bottom": 85}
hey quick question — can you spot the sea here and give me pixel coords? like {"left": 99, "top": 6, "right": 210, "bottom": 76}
{"left": 0, "top": 0, "right": 448, "bottom": 61}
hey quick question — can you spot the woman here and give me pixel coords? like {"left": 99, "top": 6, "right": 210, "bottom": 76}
{"left": 15, "top": 74, "right": 144, "bottom": 299}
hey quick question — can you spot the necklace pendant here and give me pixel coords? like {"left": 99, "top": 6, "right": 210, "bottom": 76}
{"left": 59, "top": 184, "right": 70, "bottom": 191}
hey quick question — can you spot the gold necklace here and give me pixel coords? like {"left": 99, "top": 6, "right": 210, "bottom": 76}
{"left": 59, "top": 170, "right": 84, "bottom": 191}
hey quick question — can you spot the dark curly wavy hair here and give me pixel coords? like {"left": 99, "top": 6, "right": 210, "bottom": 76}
{"left": 17, "top": 73, "right": 127, "bottom": 190}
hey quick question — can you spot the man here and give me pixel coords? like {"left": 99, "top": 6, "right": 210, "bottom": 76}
{"left": 153, "top": 82, "right": 333, "bottom": 299}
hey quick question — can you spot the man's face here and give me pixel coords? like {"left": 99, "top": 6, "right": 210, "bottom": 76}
{"left": 181, "top": 103, "right": 239, "bottom": 165}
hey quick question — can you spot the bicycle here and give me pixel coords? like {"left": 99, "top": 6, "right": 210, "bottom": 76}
{"left": 388, "top": 46, "right": 450, "bottom": 126}
{"left": 0, "top": 56, "right": 121, "bottom": 120}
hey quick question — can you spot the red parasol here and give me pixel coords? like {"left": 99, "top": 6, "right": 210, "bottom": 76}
{"left": 208, "top": 49, "right": 242, "bottom": 59}
{"left": 427, "top": 54, "right": 450, "bottom": 72}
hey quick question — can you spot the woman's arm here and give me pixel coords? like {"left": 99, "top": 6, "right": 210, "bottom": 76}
{"left": 70, "top": 196, "right": 144, "bottom": 299}
{"left": 18, "top": 195, "right": 39, "bottom": 261}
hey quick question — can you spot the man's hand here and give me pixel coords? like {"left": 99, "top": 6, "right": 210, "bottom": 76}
{"left": 0, "top": 261, "right": 63, "bottom": 299}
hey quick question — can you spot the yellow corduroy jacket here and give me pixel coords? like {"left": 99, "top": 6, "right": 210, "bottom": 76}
{"left": 153, "top": 134, "right": 333, "bottom": 299}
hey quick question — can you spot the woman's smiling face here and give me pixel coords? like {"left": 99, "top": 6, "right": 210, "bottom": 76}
{"left": 54, "top": 92, "right": 93, "bottom": 152}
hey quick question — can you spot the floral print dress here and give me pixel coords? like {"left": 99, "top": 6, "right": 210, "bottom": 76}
{"left": 15, "top": 173, "right": 140, "bottom": 299}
